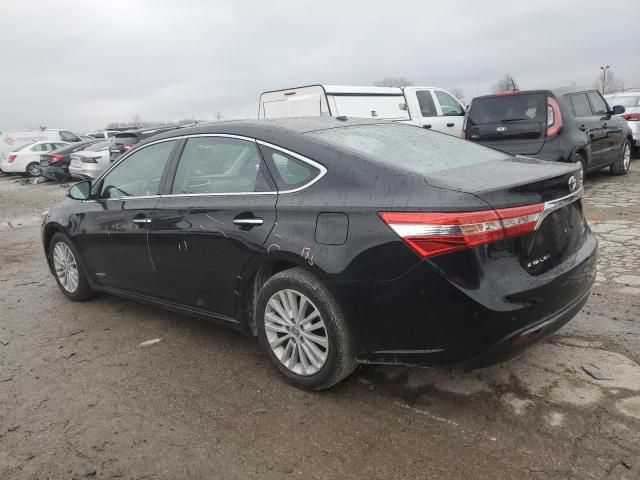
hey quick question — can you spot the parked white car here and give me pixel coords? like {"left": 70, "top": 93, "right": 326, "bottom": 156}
{"left": 0, "top": 141, "right": 69, "bottom": 176}
{"left": 0, "top": 129, "right": 81, "bottom": 162}
{"left": 606, "top": 92, "right": 640, "bottom": 150}
{"left": 68, "top": 141, "right": 111, "bottom": 179}
{"left": 259, "top": 84, "right": 466, "bottom": 136}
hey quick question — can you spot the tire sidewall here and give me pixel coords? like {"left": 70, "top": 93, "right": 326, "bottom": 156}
{"left": 26, "top": 162, "right": 40, "bottom": 177}
{"left": 49, "top": 232, "right": 91, "bottom": 300}
{"left": 255, "top": 269, "right": 350, "bottom": 390}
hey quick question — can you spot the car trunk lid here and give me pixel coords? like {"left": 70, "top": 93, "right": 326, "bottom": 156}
{"left": 425, "top": 157, "right": 584, "bottom": 274}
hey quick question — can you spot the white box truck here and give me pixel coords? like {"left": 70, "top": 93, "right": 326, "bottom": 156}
{"left": 258, "top": 84, "right": 466, "bottom": 136}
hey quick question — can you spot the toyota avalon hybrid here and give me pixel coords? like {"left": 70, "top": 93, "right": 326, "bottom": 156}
{"left": 41, "top": 118, "right": 597, "bottom": 390}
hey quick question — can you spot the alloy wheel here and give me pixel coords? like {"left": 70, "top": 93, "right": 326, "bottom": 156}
{"left": 29, "top": 163, "right": 41, "bottom": 177}
{"left": 52, "top": 242, "right": 79, "bottom": 293}
{"left": 264, "top": 289, "right": 329, "bottom": 376}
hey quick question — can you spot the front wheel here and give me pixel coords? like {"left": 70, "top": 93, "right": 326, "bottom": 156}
{"left": 255, "top": 268, "right": 357, "bottom": 390}
{"left": 610, "top": 139, "right": 631, "bottom": 176}
{"left": 49, "top": 232, "right": 94, "bottom": 301}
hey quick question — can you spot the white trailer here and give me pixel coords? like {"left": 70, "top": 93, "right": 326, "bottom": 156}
{"left": 258, "top": 84, "right": 466, "bottom": 136}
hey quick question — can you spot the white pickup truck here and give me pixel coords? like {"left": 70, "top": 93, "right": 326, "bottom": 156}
{"left": 258, "top": 84, "right": 466, "bottom": 136}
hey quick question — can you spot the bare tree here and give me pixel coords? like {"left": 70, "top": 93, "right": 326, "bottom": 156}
{"left": 373, "top": 77, "right": 413, "bottom": 88}
{"left": 593, "top": 69, "right": 624, "bottom": 94}
{"left": 131, "top": 114, "right": 142, "bottom": 128}
{"left": 491, "top": 74, "right": 519, "bottom": 93}
{"left": 214, "top": 111, "right": 224, "bottom": 121}
{"left": 448, "top": 87, "right": 465, "bottom": 103}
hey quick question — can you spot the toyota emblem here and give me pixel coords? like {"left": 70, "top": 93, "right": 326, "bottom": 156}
{"left": 567, "top": 175, "right": 577, "bottom": 192}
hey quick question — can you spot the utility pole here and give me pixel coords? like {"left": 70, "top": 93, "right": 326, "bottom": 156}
{"left": 600, "top": 65, "right": 610, "bottom": 94}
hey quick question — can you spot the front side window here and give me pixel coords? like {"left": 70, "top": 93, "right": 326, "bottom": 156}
{"left": 416, "top": 91, "right": 437, "bottom": 117}
{"left": 587, "top": 91, "right": 608, "bottom": 115}
{"left": 171, "top": 137, "right": 271, "bottom": 194}
{"left": 97, "top": 140, "right": 176, "bottom": 199}
{"left": 259, "top": 145, "right": 320, "bottom": 190}
{"left": 434, "top": 91, "right": 464, "bottom": 116}
{"left": 60, "top": 131, "right": 80, "bottom": 142}
{"left": 569, "top": 93, "right": 592, "bottom": 117}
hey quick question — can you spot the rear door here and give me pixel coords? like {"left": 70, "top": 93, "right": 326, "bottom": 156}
{"left": 568, "top": 92, "right": 604, "bottom": 168}
{"left": 151, "top": 135, "right": 277, "bottom": 318}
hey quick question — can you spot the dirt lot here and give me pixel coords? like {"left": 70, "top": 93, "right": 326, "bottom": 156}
{"left": 1, "top": 159, "right": 639, "bottom": 480}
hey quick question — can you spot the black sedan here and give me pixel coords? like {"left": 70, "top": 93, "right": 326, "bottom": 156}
{"left": 41, "top": 118, "right": 597, "bottom": 390}
{"left": 40, "top": 140, "right": 102, "bottom": 182}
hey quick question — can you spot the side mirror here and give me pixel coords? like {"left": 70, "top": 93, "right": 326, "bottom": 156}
{"left": 67, "top": 180, "right": 92, "bottom": 200}
{"left": 612, "top": 105, "right": 626, "bottom": 115}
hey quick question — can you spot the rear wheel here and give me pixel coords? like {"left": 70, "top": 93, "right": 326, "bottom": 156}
{"left": 610, "top": 139, "right": 631, "bottom": 176}
{"left": 49, "top": 232, "right": 94, "bottom": 301}
{"left": 255, "top": 268, "right": 357, "bottom": 390}
{"left": 26, "top": 162, "right": 41, "bottom": 177}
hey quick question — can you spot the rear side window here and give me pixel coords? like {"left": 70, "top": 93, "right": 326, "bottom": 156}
{"left": 258, "top": 145, "right": 320, "bottom": 191}
{"left": 434, "top": 91, "right": 464, "bottom": 116}
{"left": 172, "top": 137, "right": 272, "bottom": 194}
{"left": 468, "top": 93, "right": 546, "bottom": 125}
{"left": 569, "top": 93, "right": 592, "bottom": 117}
{"left": 310, "top": 123, "right": 509, "bottom": 174}
{"left": 587, "top": 91, "right": 608, "bottom": 115}
{"left": 416, "top": 91, "right": 437, "bottom": 117}
{"left": 30, "top": 143, "right": 49, "bottom": 152}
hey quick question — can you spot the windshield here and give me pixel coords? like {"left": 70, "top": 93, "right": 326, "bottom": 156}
{"left": 606, "top": 95, "right": 640, "bottom": 108}
{"left": 309, "top": 123, "right": 509, "bottom": 174}
{"left": 468, "top": 93, "right": 547, "bottom": 125}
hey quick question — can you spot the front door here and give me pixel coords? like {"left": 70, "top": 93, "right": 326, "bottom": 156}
{"left": 586, "top": 91, "right": 612, "bottom": 167}
{"left": 151, "top": 135, "right": 277, "bottom": 318}
{"left": 76, "top": 139, "right": 178, "bottom": 295}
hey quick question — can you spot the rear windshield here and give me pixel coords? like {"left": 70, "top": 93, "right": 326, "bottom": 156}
{"left": 85, "top": 141, "right": 109, "bottom": 151}
{"left": 309, "top": 123, "right": 509, "bottom": 173}
{"left": 468, "top": 93, "right": 547, "bottom": 126}
{"left": 606, "top": 95, "right": 640, "bottom": 108}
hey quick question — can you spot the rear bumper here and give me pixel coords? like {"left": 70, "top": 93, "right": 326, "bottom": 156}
{"left": 350, "top": 229, "right": 597, "bottom": 368}
{"left": 41, "top": 165, "right": 68, "bottom": 181}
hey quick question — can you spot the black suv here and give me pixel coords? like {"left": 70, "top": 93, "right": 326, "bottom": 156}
{"left": 464, "top": 87, "right": 633, "bottom": 176}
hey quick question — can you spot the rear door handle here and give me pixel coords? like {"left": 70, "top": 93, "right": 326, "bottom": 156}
{"left": 446, "top": 122, "right": 455, "bottom": 127}
{"left": 233, "top": 218, "right": 263, "bottom": 226}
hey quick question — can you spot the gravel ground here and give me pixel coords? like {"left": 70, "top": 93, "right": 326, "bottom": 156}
{"left": 1, "top": 157, "right": 639, "bottom": 480}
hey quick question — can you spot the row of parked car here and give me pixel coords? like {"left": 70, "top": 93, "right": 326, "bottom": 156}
{"left": 1, "top": 85, "right": 638, "bottom": 182}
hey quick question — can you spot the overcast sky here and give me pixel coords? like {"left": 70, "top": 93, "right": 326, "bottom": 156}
{"left": 1, "top": 0, "right": 638, "bottom": 132}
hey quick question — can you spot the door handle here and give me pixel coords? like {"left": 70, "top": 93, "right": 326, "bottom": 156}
{"left": 446, "top": 122, "right": 455, "bottom": 127}
{"left": 132, "top": 218, "right": 151, "bottom": 225}
{"left": 423, "top": 124, "right": 432, "bottom": 129}
{"left": 232, "top": 218, "right": 263, "bottom": 226}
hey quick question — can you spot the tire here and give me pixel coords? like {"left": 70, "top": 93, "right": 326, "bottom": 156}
{"left": 26, "top": 162, "right": 41, "bottom": 178}
{"left": 255, "top": 267, "right": 357, "bottom": 390}
{"left": 610, "top": 139, "right": 631, "bottom": 176}
{"left": 573, "top": 152, "right": 587, "bottom": 182}
{"left": 49, "top": 232, "right": 94, "bottom": 301}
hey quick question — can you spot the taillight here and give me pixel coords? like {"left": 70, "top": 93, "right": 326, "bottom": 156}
{"left": 621, "top": 113, "right": 640, "bottom": 121}
{"left": 8, "top": 154, "right": 17, "bottom": 162}
{"left": 81, "top": 156, "right": 99, "bottom": 163}
{"left": 379, "top": 204, "right": 544, "bottom": 259}
{"left": 461, "top": 108, "right": 469, "bottom": 139}
{"left": 546, "top": 97, "right": 563, "bottom": 137}
{"left": 50, "top": 154, "right": 65, "bottom": 164}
